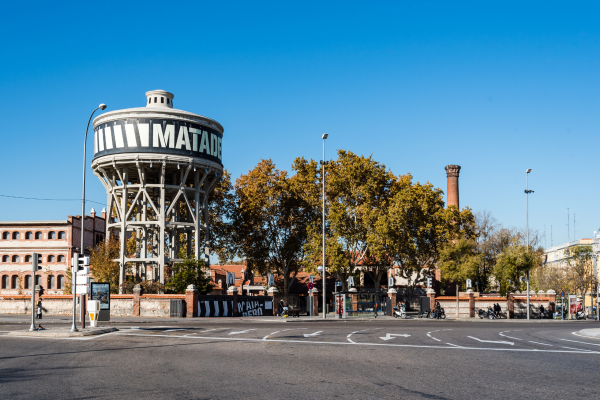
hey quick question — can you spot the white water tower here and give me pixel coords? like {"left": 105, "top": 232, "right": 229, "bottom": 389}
{"left": 91, "top": 90, "right": 224, "bottom": 291}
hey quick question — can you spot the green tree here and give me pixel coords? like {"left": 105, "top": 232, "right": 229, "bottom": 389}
{"left": 564, "top": 245, "right": 593, "bottom": 301}
{"left": 438, "top": 238, "right": 481, "bottom": 291}
{"left": 227, "top": 159, "right": 319, "bottom": 296}
{"left": 165, "top": 256, "right": 214, "bottom": 294}
{"left": 89, "top": 236, "right": 122, "bottom": 294}
{"left": 493, "top": 240, "right": 535, "bottom": 295}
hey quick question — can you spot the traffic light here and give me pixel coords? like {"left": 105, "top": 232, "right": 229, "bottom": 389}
{"left": 32, "top": 252, "right": 42, "bottom": 270}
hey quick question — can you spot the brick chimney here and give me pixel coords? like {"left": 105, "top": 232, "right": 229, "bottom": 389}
{"left": 102, "top": 207, "right": 106, "bottom": 219}
{"left": 90, "top": 208, "right": 96, "bottom": 218}
{"left": 445, "top": 165, "right": 461, "bottom": 208}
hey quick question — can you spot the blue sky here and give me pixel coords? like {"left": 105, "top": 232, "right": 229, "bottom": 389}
{"left": 0, "top": 1, "right": 598, "bottom": 248}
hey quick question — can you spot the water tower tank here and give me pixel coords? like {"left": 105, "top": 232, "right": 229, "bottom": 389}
{"left": 91, "top": 90, "right": 224, "bottom": 291}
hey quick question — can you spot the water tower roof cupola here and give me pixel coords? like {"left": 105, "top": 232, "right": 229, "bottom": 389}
{"left": 145, "top": 89, "right": 174, "bottom": 109}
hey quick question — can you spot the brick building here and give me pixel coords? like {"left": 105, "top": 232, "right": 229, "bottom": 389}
{"left": 0, "top": 209, "right": 106, "bottom": 295}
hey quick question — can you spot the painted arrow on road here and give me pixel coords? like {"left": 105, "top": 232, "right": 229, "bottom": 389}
{"left": 467, "top": 336, "right": 514, "bottom": 345}
{"left": 380, "top": 333, "right": 411, "bottom": 341}
{"left": 228, "top": 329, "right": 256, "bottom": 335}
{"left": 303, "top": 331, "right": 323, "bottom": 337}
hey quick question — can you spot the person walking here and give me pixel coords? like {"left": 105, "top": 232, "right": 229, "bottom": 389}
{"left": 36, "top": 300, "right": 43, "bottom": 320}
{"left": 435, "top": 301, "right": 441, "bottom": 319}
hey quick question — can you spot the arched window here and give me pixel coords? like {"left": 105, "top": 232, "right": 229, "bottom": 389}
{"left": 2, "top": 255, "right": 8, "bottom": 263}
{"left": 58, "top": 231, "right": 66, "bottom": 239}
{"left": 25, "top": 255, "right": 32, "bottom": 262}
{"left": 12, "top": 255, "right": 19, "bottom": 263}
{"left": 11, "top": 275, "right": 18, "bottom": 289}
{"left": 25, "top": 232, "right": 33, "bottom": 240}
{"left": 48, "top": 255, "right": 55, "bottom": 262}
{"left": 57, "top": 275, "right": 65, "bottom": 290}
{"left": 58, "top": 255, "right": 65, "bottom": 263}
{"left": 12, "top": 232, "right": 20, "bottom": 240}
{"left": 24, "top": 275, "right": 32, "bottom": 289}
{"left": 2, "top": 232, "right": 8, "bottom": 240}
{"left": 1, "top": 275, "right": 8, "bottom": 289}
{"left": 35, "top": 275, "right": 41, "bottom": 287}
{"left": 35, "top": 232, "right": 42, "bottom": 240}
{"left": 47, "top": 275, "right": 55, "bottom": 289}
{"left": 49, "top": 231, "right": 56, "bottom": 239}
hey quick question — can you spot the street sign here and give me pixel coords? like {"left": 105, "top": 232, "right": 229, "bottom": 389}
{"left": 335, "top": 281, "right": 342, "bottom": 287}
{"left": 76, "top": 276, "right": 89, "bottom": 285}
{"left": 76, "top": 285, "right": 89, "bottom": 295}
{"left": 560, "top": 291, "right": 565, "bottom": 298}
{"left": 309, "top": 275, "right": 314, "bottom": 283}
{"left": 308, "top": 282, "right": 314, "bottom": 290}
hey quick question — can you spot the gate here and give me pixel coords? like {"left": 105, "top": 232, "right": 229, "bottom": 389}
{"left": 237, "top": 296, "right": 273, "bottom": 316}
{"left": 170, "top": 299, "right": 184, "bottom": 318}
{"left": 198, "top": 295, "right": 233, "bottom": 317}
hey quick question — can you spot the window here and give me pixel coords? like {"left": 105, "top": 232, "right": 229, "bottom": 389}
{"left": 35, "top": 232, "right": 42, "bottom": 240}
{"left": 1, "top": 275, "right": 8, "bottom": 289}
{"left": 2, "top": 232, "right": 8, "bottom": 240}
{"left": 12, "top": 255, "right": 19, "bottom": 263}
{"left": 58, "top": 231, "right": 66, "bottom": 239}
{"left": 48, "top": 255, "right": 55, "bottom": 262}
{"left": 11, "top": 275, "right": 18, "bottom": 289}
{"left": 12, "top": 232, "right": 19, "bottom": 240}
{"left": 57, "top": 275, "right": 65, "bottom": 290}
{"left": 24, "top": 275, "right": 31, "bottom": 289}
{"left": 49, "top": 231, "right": 56, "bottom": 239}
{"left": 58, "top": 255, "right": 65, "bottom": 262}
{"left": 167, "top": 98, "right": 170, "bottom": 105}
{"left": 25, "top": 255, "right": 31, "bottom": 262}
{"left": 47, "top": 275, "right": 55, "bottom": 289}
{"left": 25, "top": 231, "right": 33, "bottom": 240}
{"left": 148, "top": 98, "right": 151, "bottom": 104}
{"left": 35, "top": 275, "right": 41, "bottom": 287}
{"left": 161, "top": 97, "right": 164, "bottom": 103}
{"left": 2, "top": 255, "right": 8, "bottom": 263}
{"left": 154, "top": 97, "right": 157, "bottom": 103}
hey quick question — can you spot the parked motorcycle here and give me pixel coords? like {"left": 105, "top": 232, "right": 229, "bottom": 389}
{"left": 575, "top": 310, "right": 587, "bottom": 320}
{"left": 418, "top": 309, "right": 430, "bottom": 318}
{"left": 478, "top": 308, "right": 496, "bottom": 319}
{"left": 393, "top": 306, "right": 408, "bottom": 319}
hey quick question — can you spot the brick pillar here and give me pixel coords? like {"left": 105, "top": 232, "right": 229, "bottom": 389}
{"left": 388, "top": 288, "right": 397, "bottom": 308}
{"left": 445, "top": 165, "right": 461, "bottom": 208}
{"left": 309, "top": 288, "right": 319, "bottom": 317}
{"left": 350, "top": 288, "right": 358, "bottom": 316}
{"left": 268, "top": 287, "right": 279, "bottom": 316}
{"left": 133, "top": 284, "right": 142, "bottom": 317}
{"left": 185, "top": 284, "right": 198, "bottom": 318}
{"left": 427, "top": 288, "right": 436, "bottom": 310}
{"left": 227, "top": 286, "right": 238, "bottom": 317}
{"left": 467, "top": 289, "right": 475, "bottom": 318}
{"left": 507, "top": 293, "right": 514, "bottom": 319}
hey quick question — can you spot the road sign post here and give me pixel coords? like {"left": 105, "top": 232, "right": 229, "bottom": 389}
{"left": 29, "top": 253, "right": 42, "bottom": 331}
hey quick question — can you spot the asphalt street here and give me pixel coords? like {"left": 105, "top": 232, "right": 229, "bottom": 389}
{"left": 1, "top": 318, "right": 599, "bottom": 399}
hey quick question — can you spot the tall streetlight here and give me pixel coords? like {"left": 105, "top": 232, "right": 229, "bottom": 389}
{"left": 72, "top": 104, "right": 107, "bottom": 332}
{"left": 525, "top": 168, "right": 534, "bottom": 320}
{"left": 322, "top": 133, "right": 328, "bottom": 319}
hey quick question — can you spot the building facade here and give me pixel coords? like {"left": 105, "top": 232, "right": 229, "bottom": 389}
{"left": 0, "top": 210, "right": 106, "bottom": 295}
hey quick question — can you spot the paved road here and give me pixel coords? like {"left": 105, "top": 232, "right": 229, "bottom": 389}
{"left": 1, "top": 319, "right": 599, "bottom": 399}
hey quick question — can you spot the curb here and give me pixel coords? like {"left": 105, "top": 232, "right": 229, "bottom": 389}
{"left": 6, "top": 327, "right": 118, "bottom": 338}
{"left": 578, "top": 329, "right": 600, "bottom": 339}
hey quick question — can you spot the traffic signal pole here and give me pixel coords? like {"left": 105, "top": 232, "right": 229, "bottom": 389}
{"left": 70, "top": 253, "right": 79, "bottom": 332}
{"left": 29, "top": 253, "right": 39, "bottom": 331}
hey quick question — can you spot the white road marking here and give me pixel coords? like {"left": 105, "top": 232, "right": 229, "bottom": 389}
{"left": 201, "top": 328, "right": 221, "bottom": 333}
{"left": 561, "top": 346, "right": 592, "bottom": 352}
{"left": 499, "top": 331, "right": 522, "bottom": 341}
{"left": 347, "top": 329, "right": 369, "bottom": 344}
{"left": 164, "top": 329, "right": 187, "bottom": 332}
{"left": 0, "top": 331, "right": 120, "bottom": 341}
{"left": 561, "top": 338, "right": 600, "bottom": 347}
{"left": 380, "top": 333, "right": 411, "bottom": 341}
{"left": 303, "top": 331, "right": 323, "bottom": 338}
{"left": 427, "top": 330, "right": 441, "bottom": 342}
{"left": 263, "top": 331, "right": 280, "bottom": 340}
{"left": 110, "top": 332, "right": 600, "bottom": 354}
{"left": 528, "top": 341, "right": 552, "bottom": 347}
{"left": 229, "top": 329, "right": 256, "bottom": 335}
{"left": 468, "top": 336, "right": 514, "bottom": 346}
{"left": 446, "top": 343, "right": 463, "bottom": 348}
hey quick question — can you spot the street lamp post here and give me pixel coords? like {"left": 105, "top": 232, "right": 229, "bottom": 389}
{"left": 72, "top": 104, "right": 107, "bottom": 332}
{"left": 525, "top": 168, "right": 534, "bottom": 320}
{"left": 321, "top": 133, "right": 328, "bottom": 319}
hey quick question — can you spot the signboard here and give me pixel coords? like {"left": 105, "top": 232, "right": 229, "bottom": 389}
{"left": 347, "top": 276, "right": 354, "bottom": 287}
{"left": 90, "top": 282, "right": 111, "bottom": 310}
{"left": 427, "top": 277, "right": 433, "bottom": 288}
{"left": 93, "top": 118, "right": 223, "bottom": 166}
{"left": 76, "top": 285, "right": 89, "bottom": 295}
{"left": 309, "top": 275, "right": 314, "bottom": 283}
{"left": 560, "top": 291, "right": 565, "bottom": 298}
{"left": 388, "top": 276, "right": 394, "bottom": 287}
{"left": 308, "top": 282, "right": 314, "bottom": 290}
{"left": 335, "top": 281, "right": 342, "bottom": 287}
{"left": 466, "top": 279, "right": 472, "bottom": 288}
